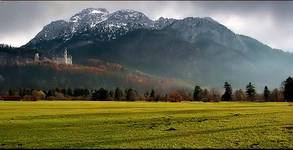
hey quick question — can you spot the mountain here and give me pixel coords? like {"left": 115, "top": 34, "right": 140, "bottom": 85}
{"left": 25, "top": 8, "right": 155, "bottom": 51}
{"left": 2, "top": 8, "right": 293, "bottom": 91}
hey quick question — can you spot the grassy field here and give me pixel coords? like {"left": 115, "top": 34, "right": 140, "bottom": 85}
{"left": 0, "top": 101, "right": 292, "bottom": 149}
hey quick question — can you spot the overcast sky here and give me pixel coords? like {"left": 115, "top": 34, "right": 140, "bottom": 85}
{"left": 1, "top": 1, "right": 293, "bottom": 52}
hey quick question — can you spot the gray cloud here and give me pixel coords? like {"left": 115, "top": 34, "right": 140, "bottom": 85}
{"left": 0, "top": 1, "right": 293, "bottom": 51}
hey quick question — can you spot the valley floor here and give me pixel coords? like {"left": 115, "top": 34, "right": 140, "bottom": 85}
{"left": 0, "top": 101, "right": 292, "bottom": 148}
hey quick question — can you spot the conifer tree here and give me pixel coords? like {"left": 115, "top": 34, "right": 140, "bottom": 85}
{"left": 150, "top": 89, "right": 155, "bottom": 100}
{"left": 193, "top": 86, "right": 202, "bottom": 101}
{"left": 263, "top": 86, "right": 270, "bottom": 101}
{"left": 221, "top": 82, "right": 232, "bottom": 101}
{"left": 114, "top": 87, "right": 123, "bottom": 100}
{"left": 92, "top": 88, "right": 108, "bottom": 100}
{"left": 246, "top": 82, "right": 256, "bottom": 101}
{"left": 283, "top": 76, "right": 293, "bottom": 102}
{"left": 126, "top": 88, "right": 135, "bottom": 101}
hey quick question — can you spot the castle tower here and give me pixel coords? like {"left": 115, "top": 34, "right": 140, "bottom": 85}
{"left": 64, "top": 49, "right": 68, "bottom": 64}
{"left": 34, "top": 53, "right": 39, "bottom": 62}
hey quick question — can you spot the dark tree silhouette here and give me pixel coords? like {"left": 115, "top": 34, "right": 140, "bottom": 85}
{"left": 92, "top": 88, "right": 109, "bottom": 100}
{"left": 73, "top": 88, "right": 82, "bottom": 97}
{"left": 84, "top": 89, "right": 90, "bottom": 97}
{"left": 114, "top": 87, "right": 123, "bottom": 100}
{"left": 144, "top": 91, "right": 149, "bottom": 97}
{"left": 201, "top": 89, "right": 209, "bottom": 101}
{"left": 150, "top": 89, "right": 155, "bottom": 100}
{"left": 8, "top": 88, "right": 17, "bottom": 96}
{"left": 271, "top": 88, "right": 282, "bottom": 102}
{"left": 221, "top": 82, "right": 232, "bottom": 101}
{"left": 109, "top": 90, "right": 114, "bottom": 98}
{"left": 193, "top": 86, "right": 202, "bottom": 101}
{"left": 55, "top": 88, "right": 61, "bottom": 93}
{"left": 246, "top": 82, "right": 256, "bottom": 101}
{"left": 61, "top": 88, "right": 66, "bottom": 96}
{"left": 126, "top": 88, "right": 136, "bottom": 101}
{"left": 19, "top": 88, "right": 31, "bottom": 97}
{"left": 263, "top": 86, "right": 270, "bottom": 101}
{"left": 283, "top": 76, "right": 293, "bottom": 102}
{"left": 46, "top": 89, "right": 55, "bottom": 98}
{"left": 18, "top": 88, "right": 25, "bottom": 97}
{"left": 67, "top": 88, "right": 73, "bottom": 96}
{"left": 73, "top": 88, "right": 89, "bottom": 97}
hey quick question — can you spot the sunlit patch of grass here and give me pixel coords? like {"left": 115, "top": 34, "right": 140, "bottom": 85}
{"left": 0, "top": 101, "right": 292, "bottom": 148}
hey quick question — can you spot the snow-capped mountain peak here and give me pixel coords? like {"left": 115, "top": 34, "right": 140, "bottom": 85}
{"left": 27, "top": 8, "right": 229, "bottom": 46}
{"left": 90, "top": 9, "right": 106, "bottom": 14}
{"left": 106, "top": 9, "right": 154, "bottom": 26}
{"left": 69, "top": 8, "right": 109, "bottom": 22}
{"left": 68, "top": 8, "right": 110, "bottom": 34}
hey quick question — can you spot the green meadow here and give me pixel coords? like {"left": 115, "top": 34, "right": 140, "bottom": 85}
{"left": 0, "top": 101, "right": 292, "bottom": 149}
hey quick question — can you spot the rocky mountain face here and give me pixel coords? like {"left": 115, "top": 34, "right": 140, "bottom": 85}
{"left": 25, "top": 8, "right": 156, "bottom": 50}
{"left": 3, "top": 8, "right": 293, "bottom": 90}
{"left": 25, "top": 8, "right": 245, "bottom": 51}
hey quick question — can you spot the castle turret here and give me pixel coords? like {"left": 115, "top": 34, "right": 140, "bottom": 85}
{"left": 34, "top": 53, "right": 39, "bottom": 62}
{"left": 64, "top": 49, "right": 68, "bottom": 64}
{"left": 64, "top": 49, "right": 72, "bottom": 65}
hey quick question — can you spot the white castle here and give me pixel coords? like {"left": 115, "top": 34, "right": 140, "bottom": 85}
{"left": 34, "top": 53, "right": 40, "bottom": 62}
{"left": 53, "top": 49, "right": 72, "bottom": 65}
{"left": 34, "top": 49, "right": 72, "bottom": 65}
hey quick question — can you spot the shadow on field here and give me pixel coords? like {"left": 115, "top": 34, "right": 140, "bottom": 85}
{"left": 3, "top": 109, "right": 226, "bottom": 120}
{"left": 7, "top": 109, "right": 282, "bottom": 124}
{"left": 96, "top": 124, "right": 272, "bottom": 146}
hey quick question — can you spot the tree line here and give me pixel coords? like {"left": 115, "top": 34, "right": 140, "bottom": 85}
{"left": 1, "top": 77, "right": 293, "bottom": 102}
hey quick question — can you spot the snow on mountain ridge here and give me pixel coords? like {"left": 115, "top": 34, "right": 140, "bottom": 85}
{"left": 28, "top": 8, "right": 230, "bottom": 45}
{"left": 69, "top": 8, "right": 109, "bottom": 29}
{"left": 90, "top": 9, "right": 105, "bottom": 14}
